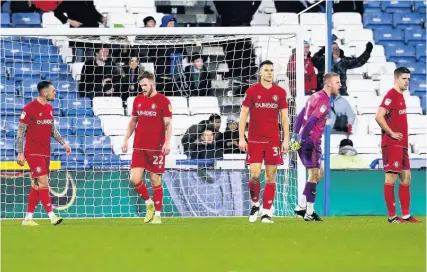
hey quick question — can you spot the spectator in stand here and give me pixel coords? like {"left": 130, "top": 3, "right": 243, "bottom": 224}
{"left": 190, "top": 126, "right": 224, "bottom": 160}
{"left": 214, "top": 1, "right": 261, "bottom": 26}
{"left": 287, "top": 41, "right": 317, "bottom": 97}
{"left": 143, "top": 16, "right": 156, "bottom": 27}
{"left": 119, "top": 54, "right": 142, "bottom": 102}
{"left": 329, "top": 95, "right": 355, "bottom": 135}
{"left": 220, "top": 119, "right": 245, "bottom": 154}
{"left": 9, "top": 1, "right": 36, "bottom": 13}
{"left": 182, "top": 114, "right": 222, "bottom": 155}
{"left": 160, "top": 15, "right": 177, "bottom": 27}
{"left": 312, "top": 41, "right": 372, "bottom": 96}
{"left": 331, "top": 139, "right": 369, "bottom": 169}
{"left": 79, "top": 45, "right": 121, "bottom": 99}
{"left": 184, "top": 54, "right": 211, "bottom": 96}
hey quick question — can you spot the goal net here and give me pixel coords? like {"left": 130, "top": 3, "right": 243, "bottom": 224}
{"left": 0, "top": 27, "right": 305, "bottom": 219}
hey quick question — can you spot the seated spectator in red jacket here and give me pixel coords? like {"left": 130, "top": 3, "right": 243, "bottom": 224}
{"left": 286, "top": 41, "right": 317, "bottom": 96}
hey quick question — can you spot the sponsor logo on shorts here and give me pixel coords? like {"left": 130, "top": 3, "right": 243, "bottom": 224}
{"left": 36, "top": 119, "right": 54, "bottom": 125}
{"left": 255, "top": 103, "right": 278, "bottom": 108}
{"left": 385, "top": 98, "right": 392, "bottom": 106}
{"left": 35, "top": 167, "right": 42, "bottom": 173}
{"left": 393, "top": 161, "right": 399, "bottom": 168}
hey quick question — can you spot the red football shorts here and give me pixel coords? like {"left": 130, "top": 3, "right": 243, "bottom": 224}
{"left": 381, "top": 145, "right": 410, "bottom": 173}
{"left": 131, "top": 149, "right": 166, "bottom": 174}
{"left": 26, "top": 155, "right": 50, "bottom": 179}
{"left": 246, "top": 142, "right": 283, "bottom": 165}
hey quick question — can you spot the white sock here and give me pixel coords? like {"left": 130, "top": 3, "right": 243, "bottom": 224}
{"left": 155, "top": 211, "right": 161, "bottom": 216}
{"left": 298, "top": 195, "right": 307, "bottom": 209}
{"left": 25, "top": 212, "right": 33, "bottom": 220}
{"left": 402, "top": 214, "right": 411, "bottom": 219}
{"left": 307, "top": 203, "right": 314, "bottom": 215}
{"left": 48, "top": 212, "right": 55, "bottom": 220}
{"left": 262, "top": 208, "right": 272, "bottom": 217}
{"left": 145, "top": 198, "right": 153, "bottom": 205}
{"left": 252, "top": 201, "right": 260, "bottom": 208}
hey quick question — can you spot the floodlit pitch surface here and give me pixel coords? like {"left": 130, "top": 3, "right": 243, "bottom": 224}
{"left": 2, "top": 217, "right": 425, "bottom": 272}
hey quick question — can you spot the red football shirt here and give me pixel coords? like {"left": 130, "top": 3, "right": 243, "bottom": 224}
{"left": 19, "top": 100, "right": 54, "bottom": 157}
{"left": 132, "top": 93, "right": 172, "bottom": 151}
{"left": 242, "top": 83, "right": 288, "bottom": 143}
{"left": 379, "top": 88, "right": 408, "bottom": 148}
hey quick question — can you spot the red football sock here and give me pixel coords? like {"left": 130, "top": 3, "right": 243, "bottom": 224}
{"left": 134, "top": 181, "right": 150, "bottom": 201}
{"left": 384, "top": 184, "right": 396, "bottom": 217}
{"left": 399, "top": 184, "right": 410, "bottom": 217}
{"left": 153, "top": 185, "right": 163, "bottom": 212}
{"left": 249, "top": 181, "right": 261, "bottom": 203}
{"left": 38, "top": 187, "right": 53, "bottom": 213}
{"left": 26, "top": 187, "right": 39, "bottom": 213}
{"left": 262, "top": 182, "right": 276, "bottom": 210}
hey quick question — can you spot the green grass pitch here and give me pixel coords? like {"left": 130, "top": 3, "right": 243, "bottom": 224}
{"left": 2, "top": 217, "right": 425, "bottom": 272}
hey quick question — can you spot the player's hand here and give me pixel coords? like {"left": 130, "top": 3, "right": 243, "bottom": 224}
{"left": 290, "top": 133, "right": 298, "bottom": 146}
{"left": 162, "top": 142, "right": 170, "bottom": 155}
{"left": 63, "top": 144, "right": 72, "bottom": 156}
{"left": 17, "top": 153, "right": 26, "bottom": 167}
{"left": 239, "top": 138, "right": 247, "bottom": 152}
{"left": 390, "top": 131, "right": 403, "bottom": 141}
{"left": 290, "top": 139, "right": 304, "bottom": 151}
{"left": 281, "top": 141, "right": 289, "bottom": 154}
{"left": 67, "top": 19, "right": 82, "bottom": 27}
{"left": 121, "top": 141, "right": 128, "bottom": 153}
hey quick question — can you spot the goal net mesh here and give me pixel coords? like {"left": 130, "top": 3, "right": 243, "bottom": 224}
{"left": 0, "top": 32, "right": 299, "bottom": 218}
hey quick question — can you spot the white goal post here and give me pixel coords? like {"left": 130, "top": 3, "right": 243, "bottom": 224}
{"left": 0, "top": 26, "right": 306, "bottom": 218}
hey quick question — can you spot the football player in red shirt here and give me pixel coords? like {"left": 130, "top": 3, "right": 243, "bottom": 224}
{"left": 18, "top": 81, "right": 72, "bottom": 226}
{"left": 238, "top": 60, "right": 289, "bottom": 223}
{"left": 122, "top": 71, "right": 172, "bottom": 224}
{"left": 375, "top": 67, "right": 421, "bottom": 223}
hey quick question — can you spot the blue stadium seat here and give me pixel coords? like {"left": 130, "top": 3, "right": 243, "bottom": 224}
{"left": 421, "top": 95, "right": 427, "bottom": 115}
{"left": 19, "top": 78, "right": 39, "bottom": 96}
{"left": 54, "top": 80, "right": 78, "bottom": 99}
{"left": 31, "top": 44, "right": 62, "bottom": 63}
{"left": 363, "top": 13, "right": 393, "bottom": 29}
{"left": 80, "top": 136, "right": 112, "bottom": 155}
{"left": 385, "top": 46, "right": 416, "bottom": 64}
{"left": 71, "top": 117, "right": 103, "bottom": 136}
{"left": 51, "top": 135, "right": 81, "bottom": 155}
{"left": 0, "top": 78, "right": 17, "bottom": 95}
{"left": 63, "top": 97, "right": 93, "bottom": 116}
{"left": 405, "top": 29, "right": 427, "bottom": 46}
{"left": 41, "top": 63, "right": 69, "bottom": 80}
{"left": 4, "top": 115, "right": 19, "bottom": 137}
{"left": 59, "top": 154, "right": 89, "bottom": 170}
{"left": 382, "top": 1, "right": 413, "bottom": 13}
{"left": 393, "top": 13, "right": 426, "bottom": 29}
{"left": 414, "top": 1, "right": 426, "bottom": 13}
{"left": 0, "top": 154, "right": 16, "bottom": 161}
{"left": 11, "top": 13, "right": 41, "bottom": 28}
{"left": 410, "top": 79, "right": 426, "bottom": 96}
{"left": 416, "top": 45, "right": 426, "bottom": 62}
{"left": 54, "top": 117, "right": 72, "bottom": 136}
{"left": 1, "top": 13, "right": 11, "bottom": 28}
{"left": 2, "top": 41, "right": 31, "bottom": 63}
{"left": 0, "top": 138, "right": 15, "bottom": 156}
{"left": 21, "top": 37, "right": 54, "bottom": 46}
{"left": 374, "top": 28, "right": 405, "bottom": 47}
{"left": 88, "top": 154, "right": 125, "bottom": 168}
{"left": 406, "top": 62, "right": 427, "bottom": 76}
{"left": 7, "top": 62, "right": 42, "bottom": 80}
{"left": 1, "top": 96, "right": 25, "bottom": 116}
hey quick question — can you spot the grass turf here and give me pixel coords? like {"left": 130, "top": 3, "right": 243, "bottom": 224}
{"left": 2, "top": 217, "right": 426, "bottom": 272}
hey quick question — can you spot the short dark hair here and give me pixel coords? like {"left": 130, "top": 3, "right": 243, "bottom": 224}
{"left": 394, "top": 67, "right": 411, "bottom": 78}
{"left": 138, "top": 71, "right": 155, "bottom": 82}
{"left": 143, "top": 16, "right": 156, "bottom": 26}
{"left": 323, "top": 72, "right": 340, "bottom": 85}
{"left": 204, "top": 124, "right": 215, "bottom": 133}
{"left": 190, "top": 54, "right": 203, "bottom": 63}
{"left": 259, "top": 60, "right": 274, "bottom": 69}
{"left": 208, "top": 114, "right": 221, "bottom": 122}
{"left": 94, "top": 44, "right": 109, "bottom": 54}
{"left": 37, "top": 80, "right": 53, "bottom": 92}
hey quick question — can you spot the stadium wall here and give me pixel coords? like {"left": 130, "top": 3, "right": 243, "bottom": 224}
{"left": 1, "top": 170, "right": 425, "bottom": 218}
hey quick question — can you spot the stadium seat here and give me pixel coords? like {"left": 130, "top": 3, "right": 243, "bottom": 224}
{"left": 168, "top": 97, "right": 189, "bottom": 115}
{"left": 411, "top": 135, "right": 427, "bottom": 154}
{"left": 410, "top": 79, "right": 426, "bottom": 96}
{"left": 385, "top": 46, "right": 416, "bottom": 63}
{"left": 378, "top": 74, "right": 395, "bottom": 95}
{"left": 406, "top": 62, "right": 426, "bottom": 76}
{"left": 110, "top": 135, "right": 134, "bottom": 155}
{"left": 92, "top": 97, "right": 124, "bottom": 116}
{"left": 71, "top": 117, "right": 103, "bottom": 136}
{"left": 382, "top": 1, "right": 413, "bottom": 13}
{"left": 408, "top": 115, "right": 427, "bottom": 135}
{"left": 80, "top": 136, "right": 112, "bottom": 155}
{"left": 59, "top": 154, "right": 89, "bottom": 169}
{"left": 99, "top": 115, "right": 129, "bottom": 136}
{"left": 106, "top": 12, "right": 136, "bottom": 28}
{"left": 42, "top": 12, "right": 68, "bottom": 28}
{"left": 126, "top": 96, "right": 135, "bottom": 116}
{"left": 357, "top": 96, "right": 384, "bottom": 115}
{"left": 421, "top": 95, "right": 427, "bottom": 115}
{"left": 1, "top": 13, "right": 10, "bottom": 28}
{"left": 31, "top": 44, "right": 62, "bottom": 63}
{"left": 189, "top": 97, "right": 220, "bottom": 115}
{"left": 367, "top": 62, "right": 396, "bottom": 78}
{"left": 374, "top": 28, "right": 405, "bottom": 47}
{"left": 270, "top": 13, "right": 299, "bottom": 26}
{"left": 300, "top": 12, "right": 326, "bottom": 25}
{"left": 54, "top": 117, "right": 72, "bottom": 136}
{"left": 7, "top": 62, "right": 42, "bottom": 80}
{"left": 11, "top": 13, "right": 41, "bottom": 28}
{"left": 416, "top": 45, "right": 426, "bottom": 62}
{"left": 250, "top": 13, "right": 270, "bottom": 26}
{"left": 404, "top": 96, "right": 423, "bottom": 114}
{"left": 405, "top": 29, "right": 426, "bottom": 46}
{"left": 0, "top": 138, "right": 15, "bottom": 156}
{"left": 4, "top": 115, "right": 19, "bottom": 137}
{"left": 363, "top": 13, "right": 393, "bottom": 29}
{"left": 330, "top": 134, "right": 381, "bottom": 154}
{"left": 1, "top": 96, "right": 25, "bottom": 116}
{"left": 51, "top": 135, "right": 81, "bottom": 155}
{"left": 71, "top": 62, "right": 84, "bottom": 81}
{"left": 172, "top": 115, "right": 194, "bottom": 135}
{"left": 0, "top": 78, "right": 17, "bottom": 95}
{"left": 41, "top": 63, "right": 69, "bottom": 80}
{"left": 346, "top": 79, "right": 376, "bottom": 96}
{"left": 367, "top": 45, "right": 387, "bottom": 63}
{"left": 87, "top": 154, "right": 125, "bottom": 167}
{"left": 63, "top": 98, "right": 93, "bottom": 116}
{"left": 414, "top": 1, "right": 427, "bottom": 13}
{"left": 345, "top": 29, "right": 373, "bottom": 45}
{"left": 125, "top": 0, "right": 156, "bottom": 13}
{"left": 20, "top": 78, "right": 40, "bottom": 97}
{"left": 333, "top": 12, "right": 362, "bottom": 27}
{"left": 393, "top": 13, "right": 426, "bottom": 29}
{"left": 94, "top": 0, "right": 126, "bottom": 13}
{"left": 2, "top": 41, "right": 31, "bottom": 63}
{"left": 55, "top": 80, "right": 78, "bottom": 99}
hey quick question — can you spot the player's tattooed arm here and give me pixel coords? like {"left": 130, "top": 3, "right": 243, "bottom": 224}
{"left": 16, "top": 123, "right": 28, "bottom": 153}
{"left": 51, "top": 124, "right": 66, "bottom": 145}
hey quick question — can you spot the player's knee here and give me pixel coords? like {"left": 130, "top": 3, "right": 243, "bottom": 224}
{"left": 36, "top": 176, "right": 49, "bottom": 188}
{"left": 385, "top": 173, "right": 398, "bottom": 185}
{"left": 250, "top": 171, "right": 261, "bottom": 182}
{"left": 149, "top": 173, "right": 161, "bottom": 186}
{"left": 129, "top": 173, "right": 140, "bottom": 185}
{"left": 400, "top": 173, "right": 411, "bottom": 186}
{"left": 319, "top": 168, "right": 324, "bottom": 180}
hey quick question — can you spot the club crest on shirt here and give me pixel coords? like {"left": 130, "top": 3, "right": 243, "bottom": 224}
{"left": 138, "top": 104, "right": 141, "bottom": 108}
{"left": 273, "top": 95, "right": 278, "bottom": 101}
{"left": 168, "top": 104, "right": 172, "bottom": 112}
{"left": 151, "top": 104, "right": 157, "bottom": 110}
{"left": 385, "top": 98, "right": 392, "bottom": 106}
{"left": 320, "top": 105, "right": 327, "bottom": 113}
{"left": 20, "top": 111, "right": 26, "bottom": 119}
{"left": 257, "top": 95, "right": 261, "bottom": 99}
{"left": 39, "top": 113, "right": 43, "bottom": 116}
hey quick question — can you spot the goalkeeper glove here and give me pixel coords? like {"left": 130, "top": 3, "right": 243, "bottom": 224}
{"left": 290, "top": 134, "right": 304, "bottom": 151}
